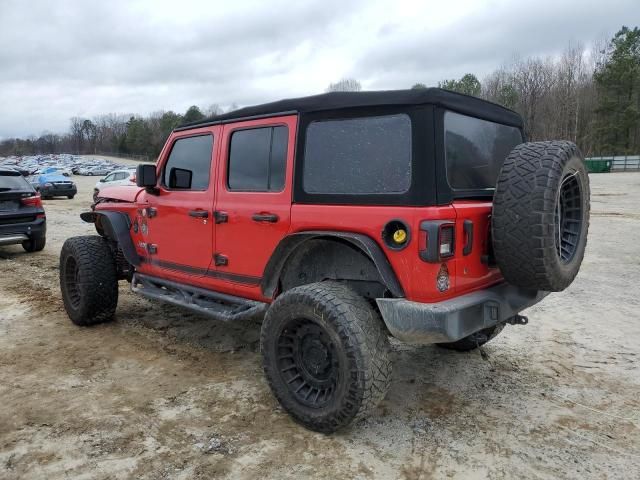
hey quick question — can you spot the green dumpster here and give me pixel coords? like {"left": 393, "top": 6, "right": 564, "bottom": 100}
{"left": 585, "top": 159, "right": 612, "bottom": 173}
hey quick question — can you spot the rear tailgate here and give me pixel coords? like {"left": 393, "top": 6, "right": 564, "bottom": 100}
{"left": 451, "top": 201, "right": 503, "bottom": 294}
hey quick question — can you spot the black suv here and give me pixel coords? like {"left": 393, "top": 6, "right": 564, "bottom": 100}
{"left": 0, "top": 167, "right": 47, "bottom": 252}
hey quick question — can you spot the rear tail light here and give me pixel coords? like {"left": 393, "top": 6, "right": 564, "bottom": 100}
{"left": 419, "top": 221, "right": 455, "bottom": 263}
{"left": 439, "top": 224, "right": 455, "bottom": 258}
{"left": 21, "top": 193, "right": 43, "bottom": 208}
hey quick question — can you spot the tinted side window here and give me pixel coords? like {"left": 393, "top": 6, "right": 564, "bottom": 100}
{"left": 444, "top": 111, "right": 523, "bottom": 190}
{"left": 228, "top": 126, "right": 288, "bottom": 191}
{"left": 163, "top": 134, "right": 213, "bottom": 190}
{"left": 303, "top": 114, "right": 412, "bottom": 194}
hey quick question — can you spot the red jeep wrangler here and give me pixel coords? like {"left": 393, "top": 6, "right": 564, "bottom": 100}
{"left": 59, "top": 89, "right": 590, "bottom": 433}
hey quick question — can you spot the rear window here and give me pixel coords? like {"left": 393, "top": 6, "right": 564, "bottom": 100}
{"left": 303, "top": 114, "right": 412, "bottom": 194}
{"left": 444, "top": 111, "right": 523, "bottom": 191}
{"left": 0, "top": 171, "right": 30, "bottom": 191}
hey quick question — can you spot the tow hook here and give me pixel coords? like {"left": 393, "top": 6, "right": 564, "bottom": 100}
{"left": 507, "top": 314, "right": 529, "bottom": 326}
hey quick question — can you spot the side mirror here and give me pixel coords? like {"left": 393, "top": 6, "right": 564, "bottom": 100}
{"left": 168, "top": 167, "right": 192, "bottom": 189}
{"left": 99, "top": 178, "right": 105, "bottom": 183}
{"left": 136, "top": 164, "right": 157, "bottom": 188}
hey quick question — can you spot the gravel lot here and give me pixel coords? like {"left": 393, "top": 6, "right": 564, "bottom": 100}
{"left": 1, "top": 171, "right": 639, "bottom": 479}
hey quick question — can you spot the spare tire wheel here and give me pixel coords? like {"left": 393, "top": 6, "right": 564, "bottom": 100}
{"left": 492, "top": 141, "right": 590, "bottom": 292}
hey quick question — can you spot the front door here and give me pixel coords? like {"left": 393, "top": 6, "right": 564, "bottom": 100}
{"left": 212, "top": 116, "right": 296, "bottom": 298}
{"left": 138, "top": 128, "right": 219, "bottom": 284}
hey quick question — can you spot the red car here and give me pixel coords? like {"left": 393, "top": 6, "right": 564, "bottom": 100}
{"left": 59, "top": 89, "right": 590, "bottom": 433}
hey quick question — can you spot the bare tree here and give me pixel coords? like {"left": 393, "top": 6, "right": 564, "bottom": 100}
{"left": 511, "top": 56, "right": 556, "bottom": 140}
{"left": 205, "top": 104, "right": 224, "bottom": 117}
{"left": 326, "top": 78, "right": 362, "bottom": 92}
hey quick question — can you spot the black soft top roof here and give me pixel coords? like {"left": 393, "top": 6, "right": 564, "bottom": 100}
{"left": 176, "top": 88, "right": 523, "bottom": 131}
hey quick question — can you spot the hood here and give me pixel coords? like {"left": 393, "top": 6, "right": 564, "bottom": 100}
{"left": 99, "top": 184, "right": 143, "bottom": 202}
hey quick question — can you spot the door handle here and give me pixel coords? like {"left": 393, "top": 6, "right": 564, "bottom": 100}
{"left": 189, "top": 210, "right": 209, "bottom": 218}
{"left": 252, "top": 213, "right": 279, "bottom": 223}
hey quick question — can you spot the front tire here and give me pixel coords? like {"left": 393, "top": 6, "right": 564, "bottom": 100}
{"left": 261, "top": 282, "right": 392, "bottom": 433}
{"left": 60, "top": 236, "right": 118, "bottom": 326}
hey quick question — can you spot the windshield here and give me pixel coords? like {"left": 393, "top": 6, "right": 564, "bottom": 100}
{"left": 444, "top": 111, "right": 523, "bottom": 191}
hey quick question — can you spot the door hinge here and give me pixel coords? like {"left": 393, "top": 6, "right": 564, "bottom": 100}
{"left": 214, "top": 211, "right": 228, "bottom": 224}
{"left": 213, "top": 253, "right": 228, "bottom": 266}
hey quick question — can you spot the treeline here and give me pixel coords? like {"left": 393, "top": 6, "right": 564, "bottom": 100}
{"left": 417, "top": 26, "right": 640, "bottom": 156}
{"left": 0, "top": 104, "right": 220, "bottom": 159}
{"left": 1, "top": 27, "right": 638, "bottom": 158}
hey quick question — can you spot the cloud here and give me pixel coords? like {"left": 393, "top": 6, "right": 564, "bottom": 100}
{"left": 0, "top": 0, "right": 636, "bottom": 138}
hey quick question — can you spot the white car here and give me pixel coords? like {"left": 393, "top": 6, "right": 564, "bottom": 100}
{"left": 93, "top": 169, "right": 136, "bottom": 201}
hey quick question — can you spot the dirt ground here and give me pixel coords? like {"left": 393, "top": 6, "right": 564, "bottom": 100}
{"left": 1, "top": 172, "right": 639, "bottom": 479}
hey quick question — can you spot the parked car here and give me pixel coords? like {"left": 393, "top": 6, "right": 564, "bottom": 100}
{"left": 80, "top": 166, "right": 110, "bottom": 176}
{"left": 0, "top": 167, "right": 46, "bottom": 252}
{"left": 60, "top": 88, "right": 590, "bottom": 433}
{"left": 93, "top": 169, "right": 136, "bottom": 201}
{"left": 34, "top": 173, "right": 77, "bottom": 199}
{"left": 39, "top": 166, "right": 72, "bottom": 177}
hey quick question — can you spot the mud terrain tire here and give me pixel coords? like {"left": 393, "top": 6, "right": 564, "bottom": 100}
{"left": 492, "top": 141, "right": 590, "bottom": 292}
{"left": 261, "top": 282, "right": 392, "bottom": 433}
{"left": 60, "top": 235, "right": 118, "bottom": 326}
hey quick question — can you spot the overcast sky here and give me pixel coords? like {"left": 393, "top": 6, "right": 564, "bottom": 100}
{"left": 0, "top": 0, "right": 636, "bottom": 139}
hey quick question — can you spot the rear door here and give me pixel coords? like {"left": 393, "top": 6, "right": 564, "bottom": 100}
{"left": 212, "top": 116, "right": 296, "bottom": 297}
{"left": 137, "top": 128, "right": 219, "bottom": 282}
{"left": 442, "top": 110, "right": 523, "bottom": 293}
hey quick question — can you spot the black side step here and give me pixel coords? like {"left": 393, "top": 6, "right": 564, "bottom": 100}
{"left": 131, "top": 273, "right": 268, "bottom": 322}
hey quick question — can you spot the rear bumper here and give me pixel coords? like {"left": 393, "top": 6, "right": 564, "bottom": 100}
{"left": 376, "top": 283, "right": 549, "bottom": 344}
{"left": 0, "top": 218, "right": 46, "bottom": 245}
{"left": 41, "top": 185, "right": 77, "bottom": 197}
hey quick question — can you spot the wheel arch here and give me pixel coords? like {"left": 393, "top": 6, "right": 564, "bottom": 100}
{"left": 80, "top": 210, "right": 140, "bottom": 267}
{"left": 261, "top": 231, "right": 404, "bottom": 299}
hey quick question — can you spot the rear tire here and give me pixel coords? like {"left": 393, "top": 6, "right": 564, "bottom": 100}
{"left": 67, "top": 195, "right": 75, "bottom": 199}
{"left": 22, "top": 234, "right": 46, "bottom": 252}
{"left": 60, "top": 236, "right": 118, "bottom": 326}
{"left": 436, "top": 323, "right": 505, "bottom": 352}
{"left": 492, "top": 141, "right": 590, "bottom": 292}
{"left": 261, "top": 282, "right": 392, "bottom": 433}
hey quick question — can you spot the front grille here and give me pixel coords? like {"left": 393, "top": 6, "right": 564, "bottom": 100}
{"left": 53, "top": 182, "right": 73, "bottom": 189}
{"left": 0, "top": 215, "right": 36, "bottom": 225}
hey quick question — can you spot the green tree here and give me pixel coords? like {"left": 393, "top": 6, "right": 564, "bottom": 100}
{"left": 124, "top": 116, "right": 152, "bottom": 155}
{"left": 411, "top": 83, "right": 427, "bottom": 89}
{"left": 438, "top": 73, "right": 481, "bottom": 97}
{"left": 183, "top": 105, "right": 205, "bottom": 123}
{"left": 593, "top": 26, "right": 640, "bottom": 153}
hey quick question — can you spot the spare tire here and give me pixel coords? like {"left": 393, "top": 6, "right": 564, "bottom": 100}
{"left": 492, "top": 141, "right": 590, "bottom": 292}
